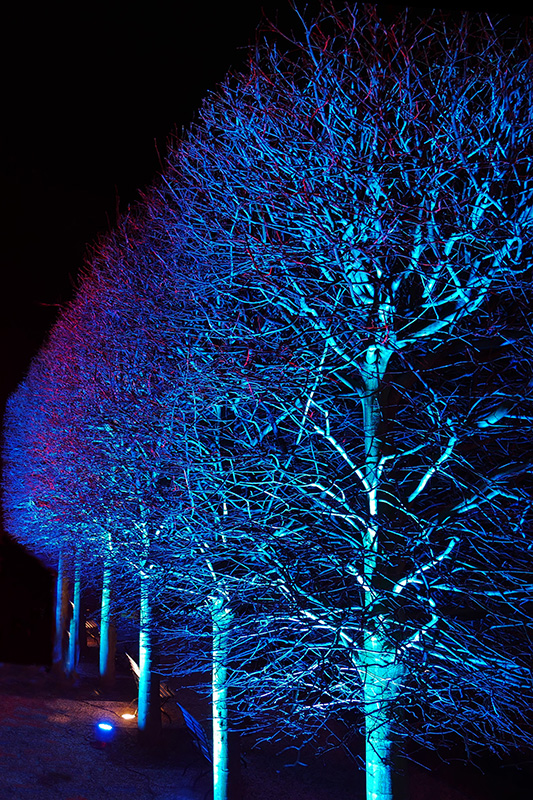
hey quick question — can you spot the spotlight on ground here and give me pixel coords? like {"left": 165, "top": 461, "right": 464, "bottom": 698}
{"left": 94, "top": 721, "right": 115, "bottom": 748}
{"left": 121, "top": 713, "right": 135, "bottom": 720}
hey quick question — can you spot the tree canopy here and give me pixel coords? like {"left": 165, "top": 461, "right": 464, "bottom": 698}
{"left": 3, "top": 5, "right": 533, "bottom": 800}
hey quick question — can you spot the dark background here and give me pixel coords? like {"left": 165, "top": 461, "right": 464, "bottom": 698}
{"left": 0, "top": 0, "right": 527, "bottom": 662}
{"left": 0, "top": 0, "right": 307, "bottom": 409}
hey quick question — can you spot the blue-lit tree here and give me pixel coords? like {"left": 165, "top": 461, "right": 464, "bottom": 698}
{"left": 3, "top": 221, "right": 173, "bottom": 707}
{"left": 62, "top": 224, "right": 185, "bottom": 739}
{"left": 162, "top": 5, "right": 533, "bottom": 799}
{"left": 2, "top": 340, "right": 96, "bottom": 677}
{"left": 4, "top": 7, "right": 533, "bottom": 800}
{"left": 66, "top": 206, "right": 243, "bottom": 761}
{"left": 3, "top": 181, "right": 249, "bottom": 785}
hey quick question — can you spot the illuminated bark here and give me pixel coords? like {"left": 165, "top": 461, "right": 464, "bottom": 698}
{"left": 99, "top": 560, "right": 116, "bottom": 689}
{"left": 360, "top": 347, "right": 397, "bottom": 800}
{"left": 66, "top": 554, "right": 81, "bottom": 679}
{"left": 362, "top": 635, "right": 403, "bottom": 800}
{"left": 212, "top": 594, "right": 233, "bottom": 800}
{"left": 52, "top": 550, "right": 70, "bottom": 673}
{"left": 138, "top": 570, "right": 161, "bottom": 743}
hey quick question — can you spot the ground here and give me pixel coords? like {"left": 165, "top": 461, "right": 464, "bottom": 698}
{"left": 0, "top": 660, "right": 531, "bottom": 799}
{"left": 0, "top": 660, "right": 365, "bottom": 800}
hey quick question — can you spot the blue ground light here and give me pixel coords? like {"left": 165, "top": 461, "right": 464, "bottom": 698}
{"left": 94, "top": 721, "right": 115, "bottom": 747}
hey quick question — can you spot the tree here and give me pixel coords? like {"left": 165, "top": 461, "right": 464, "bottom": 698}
{"left": 63, "top": 224, "right": 183, "bottom": 739}
{"left": 2, "top": 176, "right": 249, "bottom": 786}
{"left": 5, "top": 6, "right": 533, "bottom": 799}
{"left": 2, "top": 352, "right": 91, "bottom": 677}
{"left": 162, "top": 5, "right": 533, "bottom": 799}
{"left": 56, "top": 206, "right": 244, "bottom": 760}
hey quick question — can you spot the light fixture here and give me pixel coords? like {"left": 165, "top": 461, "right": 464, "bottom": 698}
{"left": 94, "top": 720, "right": 115, "bottom": 748}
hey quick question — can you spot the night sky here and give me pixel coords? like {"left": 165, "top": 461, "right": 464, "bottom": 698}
{"left": 0, "top": 0, "right": 304, "bottom": 412}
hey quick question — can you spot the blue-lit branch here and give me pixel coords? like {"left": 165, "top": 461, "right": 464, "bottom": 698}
{"left": 161, "top": 5, "right": 533, "bottom": 799}
{"left": 3, "top": 7, "right": 533, "bottom": 800}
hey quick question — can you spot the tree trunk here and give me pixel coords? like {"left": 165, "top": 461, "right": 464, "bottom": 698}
{"left": 359, "top": 345, "right": 397, "bottom": 800}
{"left": 99, "top": 561, "right": 116, "bottom": 689}
{"left": 52, "top": 550, "right": 70, "bottom": 674}
{"left": 365, "top": 704, "right": 393, "bottom": 800}
{"left": 212, "top": 594, "right": 233, "bottom": 800}
{"left": 363, "top": 636, "right": 401, "bottom": 800}
{"left": 66, "top": 555, "right": 81, "bottom": 679}
{"left": 138, "top": 571, "right": 161, "bottom": 744}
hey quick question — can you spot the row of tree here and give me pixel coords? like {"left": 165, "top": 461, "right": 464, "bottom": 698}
{"left": 4, "top": 5, "right": 533, "bottom": 800}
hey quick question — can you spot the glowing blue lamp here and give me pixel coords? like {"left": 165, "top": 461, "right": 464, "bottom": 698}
{"left": 94, "top": 721, "right": 115, "bottom": 746}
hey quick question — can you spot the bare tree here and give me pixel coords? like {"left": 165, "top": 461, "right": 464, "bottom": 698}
{"left": 3, "top": 224, "right": 182, "bottom": 716}
{"left": 5, "top": 8, "right": 533, "bottom": 800}
{"left": 162, "top": 5, "right": 533, "bottom": 799}
{"left": 65, "top": 225, "right": 183, "bottom": 740}
{"left": 2, "top": 351, "right": 93, "bottom": 676}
